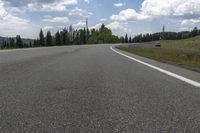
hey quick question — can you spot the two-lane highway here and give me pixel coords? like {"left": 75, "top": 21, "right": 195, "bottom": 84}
{"left": 0, "top": 44, "right": 200, "bottom": 132}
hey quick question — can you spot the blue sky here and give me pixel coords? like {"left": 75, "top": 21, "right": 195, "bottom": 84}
{"left": 0, "top": 0, "right": 200, "bottom": 38}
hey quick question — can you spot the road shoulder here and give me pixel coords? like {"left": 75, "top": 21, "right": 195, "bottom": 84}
{"left": 111, "top": 45, "right": 200, "bottom": 86}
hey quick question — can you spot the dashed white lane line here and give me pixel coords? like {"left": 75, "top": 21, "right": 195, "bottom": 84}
{"left": 110, "top": 46, "right": 200, "bottom": 88}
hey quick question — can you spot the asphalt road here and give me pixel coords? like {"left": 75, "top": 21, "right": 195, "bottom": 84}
{"left": 0, "top": 44, "right": 200, "bottom": 133}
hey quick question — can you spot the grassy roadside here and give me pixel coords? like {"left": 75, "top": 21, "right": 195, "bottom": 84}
{"left": 117, "top": 36, "right": 200, "bottom": 72}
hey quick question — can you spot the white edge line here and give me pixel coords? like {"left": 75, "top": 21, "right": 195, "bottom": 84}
{"left": 110, "top": 46, "right": 200, "bottom": 88}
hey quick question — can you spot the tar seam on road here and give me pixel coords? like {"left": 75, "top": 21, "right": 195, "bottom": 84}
{"left": 110, "top": 46, "right": 200, "bottom": 88}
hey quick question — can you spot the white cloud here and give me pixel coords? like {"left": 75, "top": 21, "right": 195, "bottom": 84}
{"left": 89, "top": 23, "right": 102, "bottom": 29}
{"left": 111, "top": 0, "right": 200, "bottom": 27}
{"left": 0, "top": 14, "right": 34, "bottom": 37}
{"left": 42, "top": 16, "right": 69, "bottom": 23}
{"left": 174, "top": 0, "right": 200, "bottom": 16}
{"left": 140, "top": 0, "right": 200, "bottom": 26}
{"left": 73, "top": 21, "right": 86, "bottom": 28}
{"left": 69, "top": 7, "right": 84, "bottom": 16}
{"left": 28, "top": 0, "right": 78, "bottom": 12}
{"left": 100, "top": 18, "right": 107, "bottom": 21}
{"left": 0, "top": 0, "right": 37, "bottom": 38}
{"left": 43, "top": 26, "right": 54, "bottom": 30}
{"left": 181, "top": 18, "right": 200, "bottom": 26}
{"left": 69, "top": 7, "right": 93, "bottom": 17}
{"left": 0, "top": 0, "right": 7, "bottom": 19}
{"left": 106, "top": 21, "right": 123, "bottom": 30}
{"left": 106, "top": 21, "right": 133, "bottom": 36}
{"left": 111, "top": 8, "right": 150, "bottom": 21}
{"left": 88, "top": 12, "right": 93, "bottom": 15}
{"left": 84, "top": 0, "right": 92, "bottom": 4}
{"left": 141, "top": 0, "right": 177, "bottom": 16}
{"left": 141, "top": 0, "right": 200, "bottom": 17}
{"left": 113, "top": 3, "right": 125, "bottom": 7}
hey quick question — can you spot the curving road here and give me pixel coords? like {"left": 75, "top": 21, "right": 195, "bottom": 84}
{"left": 0, "top": 44, "right": 200, "bottom": 133}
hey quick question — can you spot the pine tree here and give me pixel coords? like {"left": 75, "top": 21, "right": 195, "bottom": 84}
{"left": 86, "top": 28, "right": 90, "bottom": 43}
{"left": 192, "top": 27, "right": 198, "bottom": 37}
{"left": 74, "top": 31, "right": 80, "bottom": 45}
{"left": 9, "top": 38, "right": 15, "bottom": 48}
{"left": 60, "top": 28, "right": 69, "bottom": 45}
{"left": 39, "top": 29, "right": 45, "bottom": 46}
{"left": 83, "top": 28, "right": 86, "bottom": 44}
{"left": 125, "top": 34, "right": 128, "bottom": 43}
{"left": 120, "top": 37, "right": 125, "bottom": 43}
{"left": 55, "top": 31, "right": 61, "bottom": 46}
{"left": 129, "top": 36, "right": 132, "bottom": 43}
{"left": 16, "top": 35, "right": 23, "bottom": 48}
{"left": 79, "top": 29, "right": 84, "bottom": 44}
{"left": 33, "top": 39, "right": 39, "bottom": 47}
{"left": 46, "top": 31, "right": 52, "bottom": 46}
{"left": 29, "top": 42, "right": 32, "bottom": 47}
{"left": 100, "top": 24, "right": 105, "bottom": 31}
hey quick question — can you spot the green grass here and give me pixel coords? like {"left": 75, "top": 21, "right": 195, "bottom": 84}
{"left": 161, "top": 36, "right": 200, "bottom": 52}
{"left": 117, "top": 36, "right": 200, "bottom": 72}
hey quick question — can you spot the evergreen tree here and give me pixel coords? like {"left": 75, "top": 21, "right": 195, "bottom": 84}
{"left": 100, "top": 24, "right": 105, "bottom": 31}
{"left": 86, "top": 28, "right": 90, "bottom": 43}
{"left": 125, "top": 34, "right": 128, "bottom": 43}
{"left": 39, "top": 29, "right": 45, "bottom": 46}
{"left": 33, "top": 39, "right": 39, "bottom": 47}
{"left": 120, "top": 37, "right": 125, "bottom": 43}
{"left": 129, "top": 36, "right": 132, "bottom": 43}
{"left": 29, "top": 42, "right": 32, "bottom": 47}
{"left": 55, "top": 31, "right": 61, "bottom": 46}
{"left": 192, "top": 27, "right": 198, "bottom": 37}
{"left": 9, "top": 38, "right": 15, "bottom": 48}
{"left": 79, "top": 29, "right": 85, "bottom": 44}
{"left": 46, "top": 31, "right": 52, "bottom": 46}
{"left": 74, "top": 31, "right": 80, "bottom": 45}
{"left": 88, "top": 24, "right": 120, "bottom": 44}
{"left": 16, "top": 35, "right": 23, "bottom": 48}
{"left": 83, "top": 28, "right": 86, "bottom": 44}
{"left": 60, "top": 28, "right": 69, "bottom": 45}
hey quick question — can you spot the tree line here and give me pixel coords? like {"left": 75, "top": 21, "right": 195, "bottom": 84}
{"left": 1, "top": 25, "right": 200, "bottom": 49}
{"left": 0, "top": 24, "right": 121, "bottom": 49}
{"left": 124, "top": 27, "right": 200, "bottom": 43}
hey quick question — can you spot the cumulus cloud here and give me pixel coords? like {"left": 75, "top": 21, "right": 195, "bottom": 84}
{"left": 0, "top": 14, "right": 34, "bottom": 37}
{"left": 84, "top": 0, "right": 92, "bottom": 4}
{"left": 42, "top": 16, "right": 69, "bottom": 23}
{"left": 111, "top": 0, "right": 200, "bottom": 24}
{"left": 0, "top": 0, "right": 36, "bottom": 37}
{"left": 89, "top": 23, "right": 102, "bottom": 29}
{"left": 0, "top": 0, "right": 7, "bottom": 18}
{"left": 106, "top": 21, "right": 124, "bottom": 30}
{"left": 106, "top": 21, "right": 132, "bottom": 36}
{"left": 111, "top": 8, "right": 150, "bottom": 21}
{"left": 73, "top": 21, "right": 86, "bottom": 28}
{"left": 69, "top": 7, "right": 84, "bottom": 16}
{"left": 181, "top": 18, "right": 200, "bottom": 26}
{"left": 69, "top": 7, "right": 93, "bottom": 17}
{"left": 100, "top": 18, "right": 107, "bottom": 21}
{"left": 113, "top": 3, "right": 125, "bottom": 7}
{"left": 43, "top": 26, "right": 54, "bottom": 31}
{"left": 142, "top": 0, "right": 200, "bottom": 17}
{"left": 27, "top": 0, "right": 78, "bottom": 12}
